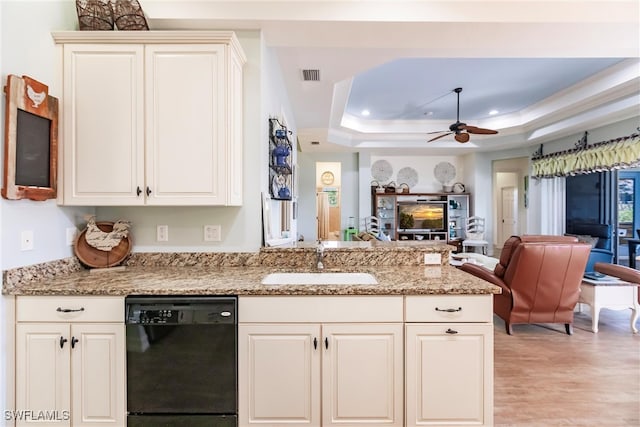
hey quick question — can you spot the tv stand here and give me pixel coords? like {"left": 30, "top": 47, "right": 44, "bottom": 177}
{"left": 398, "top": 230, "right": 448, "bottom": 241}
{"left": 372, "top": 191, "right": 470, "bottom": 242}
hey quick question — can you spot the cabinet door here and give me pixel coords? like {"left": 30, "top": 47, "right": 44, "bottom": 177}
{"left": 15, "top": 323, "right": 71, "bottom": 426}
{"left": 405, "top": 324, "right": 493, "bottom": 427}
{"left": 322, "top": 323, "right": 403, "bottom": 427}
{"left": 70, "top": 324, "right": 125, "bottom": 427}
{"left": 239, "top": 324, "right": 321, "bottom": 427}
{"left": 145, "top": 44, "right": 227, "bottom": 205}
{"left": 62, "top": 44, "right": 145, "bottom": 205}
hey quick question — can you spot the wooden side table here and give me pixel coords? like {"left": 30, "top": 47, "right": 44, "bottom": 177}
{"left": 578, "top": 277, "right": 639, "bottom": 333}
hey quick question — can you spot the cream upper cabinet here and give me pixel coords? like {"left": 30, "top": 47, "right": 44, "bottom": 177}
{"left": 15, "top": 296, "right": 125, "bottom": 427}
{"left": 54, "top": 32, "right": 246, "bottom": 206}
{"left": 61, "top": 44, "right": 145, "bottom": 205}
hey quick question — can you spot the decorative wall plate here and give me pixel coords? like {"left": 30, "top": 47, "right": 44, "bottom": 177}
{"left": 371, "top": 160, "right": 393, "bottom": 182}
{"left": 397, "top": 167, "right": 418, "bottom": 188}
{"left": 434, "top": 162, "right": 456, "bottom": 184}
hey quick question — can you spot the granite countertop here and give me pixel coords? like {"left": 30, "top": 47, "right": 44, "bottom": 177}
{"left": 5, "top": 264, "right": 500, "bottom": 296}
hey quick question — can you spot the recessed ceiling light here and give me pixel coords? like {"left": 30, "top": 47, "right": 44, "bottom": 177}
{"left": 361, "top": 109, "right": 370, "bottom": 117}
{"left": 424, "top": 111, "right": 434, "bottom": 116}
{"left": 489, "top": 109, "right": 499, "bottom": 116}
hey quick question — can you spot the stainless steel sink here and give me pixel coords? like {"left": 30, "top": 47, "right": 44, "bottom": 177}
{"left": 261, "top": 272, "right": 378, "bottom": 285}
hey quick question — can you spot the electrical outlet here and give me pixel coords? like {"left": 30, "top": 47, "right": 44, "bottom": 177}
{"left": 157, "top": 225, "right": 169, "bottom": 242}
{"left": 204, "top": 225, "right": 222, "bottom": 242}
{"left": 424, "top": 253, "right": 442, "bottom": 265}
{"left": 66, "top": 227, "right": 77, "bottom": 246}
{"left": 21, "top": 230, "right": 34, "bottom": 251}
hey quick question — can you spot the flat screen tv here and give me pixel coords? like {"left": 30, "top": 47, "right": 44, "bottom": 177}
{"left": 397, "top": 202, "right": 446, "bottom": 231}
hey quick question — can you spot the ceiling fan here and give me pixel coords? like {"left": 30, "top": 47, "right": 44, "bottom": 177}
{"left": 427, "top": 87, "right": 498, "bottom": 143}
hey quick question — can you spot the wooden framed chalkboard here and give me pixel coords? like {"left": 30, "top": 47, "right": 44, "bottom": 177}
{"left": 2, "top": 75, "right": 58, "bottom": 200}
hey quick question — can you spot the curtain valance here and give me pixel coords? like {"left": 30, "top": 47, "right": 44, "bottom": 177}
{"left": 531, "top": 134, "right": 640, "bottom": 179}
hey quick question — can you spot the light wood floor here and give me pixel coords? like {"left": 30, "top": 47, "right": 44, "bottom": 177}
{"left": 493, "top": 308, "right": 640, "bottom": 426}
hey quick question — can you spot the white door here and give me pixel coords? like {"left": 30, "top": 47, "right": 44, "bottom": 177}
{"left": 145, "top": 44, "right": 227, "bottom": 205}
{"left": 405, "top": 324, "right": 493, "bottom": 427}
{"left": 500, "top": 186, "right": 518, "bottom": 244}
{"left": 62, "top": 44, "right": 145, "bottom": 205}
{"left": 15, "top": 323, "right": 71, "bottom": 426}
{"left": 238, "top": 324, "right": 321, "bottom": 427}
{"left": 70, "top": 324, "right": 125, "bottom": 427}
{"left": 322, "top": 324, "right": 404, "bottom": 427}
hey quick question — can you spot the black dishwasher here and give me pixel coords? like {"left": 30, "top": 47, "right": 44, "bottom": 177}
{"left": 125, "top": 296, "right": 237, "bottom": 427}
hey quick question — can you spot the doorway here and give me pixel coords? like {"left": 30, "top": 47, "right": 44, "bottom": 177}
{"left": 495, "top": 171, "right": 521, "bottom": 247}
{"left": 316, "top": 162, "right": 341, "bottom": 241}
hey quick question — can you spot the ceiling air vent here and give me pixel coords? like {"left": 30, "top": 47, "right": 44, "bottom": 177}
{"left": 302, "top": 69, "right": 320, "bottom": 81}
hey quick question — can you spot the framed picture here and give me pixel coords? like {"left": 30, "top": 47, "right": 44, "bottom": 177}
{"left": 2, "top": 75, "right": 59, "bottom": 200}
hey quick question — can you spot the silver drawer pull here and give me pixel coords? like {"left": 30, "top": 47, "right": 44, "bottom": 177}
{"left": 56, "top": 307, "right": 85, "bottom": 313}
{"left": 435, "top": 307, "right": 462, "bottom": 313}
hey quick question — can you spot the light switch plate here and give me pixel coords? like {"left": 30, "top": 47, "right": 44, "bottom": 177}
{"left": 66, "top": 227, "right": 77, "bottom": 246}
{"left": 21, "top": 230, "right": 34, "bottom": 251}
{"left": 204, "top": 225, "right": 221, "bottom": 242}
{"left": 157, "top": 225, "right": 169, "bottom": 242}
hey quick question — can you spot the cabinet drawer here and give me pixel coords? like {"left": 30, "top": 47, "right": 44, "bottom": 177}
{"left": 405, "top": 295, "right": 492, "bottom": 323}
{"left": 239, "top": 296, "right": 404, "bottom": 323}
{"left": 16, "top": 296, "right": 124, "bottom": 322}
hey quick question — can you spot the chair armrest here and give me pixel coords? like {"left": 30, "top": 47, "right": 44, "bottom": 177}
{"left": 459, "top": 263, "right": 509, "bottom": 295}
{"left": 594, "top": 262, "right": 640, "bottom": 284}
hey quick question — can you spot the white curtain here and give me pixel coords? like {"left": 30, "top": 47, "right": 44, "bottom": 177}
{"left": 538, "top": 177, "right": 566, "bottom": 235}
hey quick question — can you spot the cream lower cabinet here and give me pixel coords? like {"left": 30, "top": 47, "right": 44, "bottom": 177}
{"left": 405, "top": 295, "right": 494, "bottom": 427}
{"left": 238, "top": 296, "right": 404, "bottom": 427}
{"left": 15, "top": 297, "right": 125, "bottom": 427}
{"left": 53, "top": 31, "right": 245, "bottom": 206}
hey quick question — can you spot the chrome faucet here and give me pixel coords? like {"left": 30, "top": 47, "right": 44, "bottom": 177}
{"left": 316, "top": 240, "right": 324, "bottom": 270}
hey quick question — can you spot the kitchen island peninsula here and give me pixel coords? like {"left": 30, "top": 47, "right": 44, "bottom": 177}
{"left": 4, "top": 241, "right": 499, "bottom": 427}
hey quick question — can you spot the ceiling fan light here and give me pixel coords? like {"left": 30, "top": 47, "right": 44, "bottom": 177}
{"left": 455, "top": 133, "right": 470, "bottom": 143}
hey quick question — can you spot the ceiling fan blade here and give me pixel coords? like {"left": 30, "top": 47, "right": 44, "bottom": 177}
{"left": 428, "top": 132, "right": 453, "bottom": 142}
{"left": 454, "top": 132, "right": 471, "bottom": 143}
{"left": 463, "top": 125, "right": 499, "bottom": 135}
{"left": 426, "top": 130, "right": 448, "bottom": 134}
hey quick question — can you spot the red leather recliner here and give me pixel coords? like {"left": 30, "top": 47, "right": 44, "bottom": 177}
{"left": 460, "top": 235, "right": 591, "bottom": 335}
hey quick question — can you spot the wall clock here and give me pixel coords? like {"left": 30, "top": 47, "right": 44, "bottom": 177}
{"left": 371, "top": 159, "right": 393, "bottom": 182}
{"left": 434, "top": 162, "right": 456, "bottom": 184}
{"left": 321, "top": 171, "right": 335, "bottom": 185}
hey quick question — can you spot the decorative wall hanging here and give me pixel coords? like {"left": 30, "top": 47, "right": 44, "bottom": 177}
{"left": 2, "top": 75, "right": 58, "bottom": 201}
{"left": 371, "top": 159, "right": 393, "bottom": 182}
{"left": 531, "top": 132, "right": 640, "bottom": 179}
{"left": 268, "top": 118, "right": 293, "bottom": 200}
{"left": 397, "top": 166, "right": 418, "bottom": 189}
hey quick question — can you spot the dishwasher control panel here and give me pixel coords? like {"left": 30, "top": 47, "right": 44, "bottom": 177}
{"left": 125, "top": 296, "right": 237, "bottom": 325}
{"left": 128, "top": 309, "right": 177, "bottom": 324}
